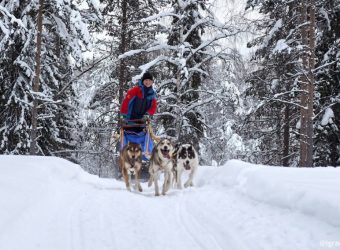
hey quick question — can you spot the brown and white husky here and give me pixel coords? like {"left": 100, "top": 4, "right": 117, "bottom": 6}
{"left": 119, "top": 142, "right": 143, "bottom": 192}
{"left": 148, "top": 138, "right": 174, "bottom": 196}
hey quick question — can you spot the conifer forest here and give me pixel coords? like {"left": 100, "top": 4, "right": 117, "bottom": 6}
{"left": 0, "top": 0, "right": 339, "bottom": 176}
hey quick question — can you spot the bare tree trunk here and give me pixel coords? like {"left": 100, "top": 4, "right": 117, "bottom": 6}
{"left": 299, "top": 0, "right": 315, "bottom": 167}
{"left": 30, "top": 0, "right": 44, "bottom": 155}
{"left": 118, "top": 0, "right": 128, "bottom": 109}
{"left": 306, "top": 0, "right": 316, "bottom": 165}
{"left": 299, "top": 0, "right": 309, "bottom": 166}
{"left": 114, "top": 0, "right": 128, "bottom": 176}
{"left": 282, "top": 103, "right": 290, "bottom": 166}
{"left": 175, "top": 72, "right": 182, "bottom": 141}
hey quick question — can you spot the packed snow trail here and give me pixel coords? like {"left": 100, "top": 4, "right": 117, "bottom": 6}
{"left": 0, "top": 156, "right": 339, "bottom": 250}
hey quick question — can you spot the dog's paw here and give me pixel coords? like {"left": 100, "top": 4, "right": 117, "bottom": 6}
{"left": 184, "top": 182, "right": 193, "bottom": 188}
{"left": 155, "top": 192, "right": 160, "bottom": 196}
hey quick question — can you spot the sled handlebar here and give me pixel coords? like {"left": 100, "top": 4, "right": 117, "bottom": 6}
{"left": 119, "top": 119, "right": 150, "bottom": 128}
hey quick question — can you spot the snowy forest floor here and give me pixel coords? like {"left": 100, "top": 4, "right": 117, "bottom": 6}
{"left": 0, "top": 156, "right": 339, "bottom": 250}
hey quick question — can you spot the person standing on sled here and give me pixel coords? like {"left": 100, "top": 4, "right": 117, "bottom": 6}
{"left": 120, "top": 72, "right": 157, "bottom": 133}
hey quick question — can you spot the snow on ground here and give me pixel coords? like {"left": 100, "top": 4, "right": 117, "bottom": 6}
{"left": 0, "top": 156, "right": 339, "bottom": 250}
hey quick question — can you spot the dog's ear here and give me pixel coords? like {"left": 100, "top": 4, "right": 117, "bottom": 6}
{"left": 188, "top": 145, "right": 197, "bottom": 153}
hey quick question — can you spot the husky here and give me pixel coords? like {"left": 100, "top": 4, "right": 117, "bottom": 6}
{"left": 148, "top": 138, "right": 174, "bottom": 196}
{"left": 119, "top": 142, "right": 143, "bottom": 192}
{"left": 175, "top": 144, "right": 198, "bottom": 189}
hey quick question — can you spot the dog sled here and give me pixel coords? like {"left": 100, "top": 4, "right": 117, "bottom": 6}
{"left": 112, "top": 119, "right": 160, "bottom": 180}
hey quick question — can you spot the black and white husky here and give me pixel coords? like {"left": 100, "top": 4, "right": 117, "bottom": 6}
{"left": 175, "top": 144, "right": 198, "bottom": 189}
{"left": 148, "top": 138, "right": 174, "bottom": 196}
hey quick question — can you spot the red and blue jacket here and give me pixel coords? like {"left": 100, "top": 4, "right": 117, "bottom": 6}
{"left": 120, "top": 80, "right": 157, "bottom": 120}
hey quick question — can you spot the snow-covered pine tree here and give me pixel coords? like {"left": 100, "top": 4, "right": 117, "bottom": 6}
{"left": 91, "top": 0, "right": 161, "bottom": 108}
{"left": 161, "top": 0, "right": 207, "bottom": 146}
{"left": 245, "top": 0, "right": 339, "bottom": 166}
{"left": 0, "top": 1, "right": 33, "bottom": 154}
{"left": 244, "top": 0, "right": 301, "bottom": 166}
{"left": 312, "top": 0, "right": 339, "bottom": 166}
{"left": 200, "top": 49, "right": 252, "bottom": 165}
{"left": 120, "top": 0, "right": 248, "bottom": 149}
{"left": 0, "top": 0, "right": 100, "bottom": 160}
{"left": 36, "top": 0, "right": 101, "bottom": 160}
{"left": 77, "top": 0, "right": 160, "bottom": 176}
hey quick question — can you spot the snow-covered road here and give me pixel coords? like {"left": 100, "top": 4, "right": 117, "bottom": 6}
{"left": 0, "top": 156, "right": 339, "bottom": 250}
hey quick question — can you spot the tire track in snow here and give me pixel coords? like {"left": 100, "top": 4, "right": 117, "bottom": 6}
{"left": 176, "top": 192, "right": 224, "bottom": 250}
{"left": 69, "top": 189, "right": 118, "bottom": 250}
{"left": 69, "top": 193, "right": 87, "bottom": 250}
{"left": 179, "top": 188, "right": 251, "bottom": 250}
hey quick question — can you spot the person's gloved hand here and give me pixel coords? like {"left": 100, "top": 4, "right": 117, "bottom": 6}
{"left": 142, "top": 113, "right": 151, "bottom": 122}
{"left": 120, "top": 114, "right": 128, "bottom": 125}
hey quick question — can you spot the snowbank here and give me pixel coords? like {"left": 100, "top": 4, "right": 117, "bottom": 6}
{"left": 0, "top": 156, "right": 339, "bottom": 250}
{"left": 0, "top": 155, "right": 115, "bottom": 227}
{"left": 197, "top": 160, "right": 340, "bottom": 227}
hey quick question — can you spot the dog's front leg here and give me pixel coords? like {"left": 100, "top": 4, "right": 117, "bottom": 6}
{"left": 154, "top": 171, "right": 160, "bottom": 196}
{"left": 184, "top": 168, "right": 196, "bottom": 188}
{"left": 172, "top": 167, "right": 177, "bottom": 188}
{"left": 162, "top": 172, "right": 168, "bottom": 195}
{"left": 162, "top": 170, "right": 172, "bottom": 195}
{"left": 163, "top": 162, "right": 173, "bottom": 194}
{"left": 135, "top": 164, "right": 143, "bottom": 192}
{"left": 148, "top": 164, "right": 154, "bottom": 187}
{"left": 177, "top": 167, "right": 183, "bottom": 189}
{"left": 122, "top": 167, "right": 131, "bottom": 191}
{"left": 164, "top": 170, "right": 173, "bottom": 193}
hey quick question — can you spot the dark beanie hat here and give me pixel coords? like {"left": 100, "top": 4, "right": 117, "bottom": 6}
{"left": 141, "top": 72, "right": 153, "bottom": 82}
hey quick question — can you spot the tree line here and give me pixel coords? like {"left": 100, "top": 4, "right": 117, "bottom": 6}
{"left": 0, "top": 0, "right": 338, "bottom": 175}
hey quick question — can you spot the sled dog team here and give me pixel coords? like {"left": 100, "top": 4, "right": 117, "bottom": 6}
{"left": 119, "top": 138, "right": 198, "bottom": 196}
